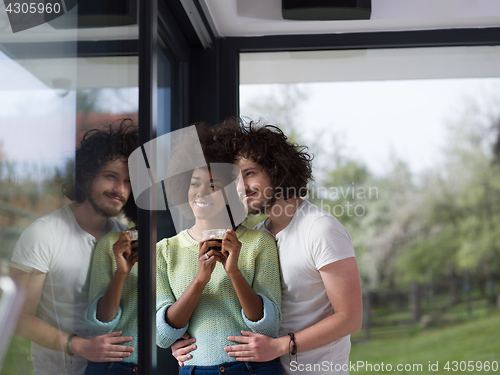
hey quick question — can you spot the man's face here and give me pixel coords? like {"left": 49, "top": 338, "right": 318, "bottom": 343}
{"left": 87, "top": 157, "right": 131, "bottom": 218}
{"left": 234, "top": 156, "right": 275, "bottom": 215}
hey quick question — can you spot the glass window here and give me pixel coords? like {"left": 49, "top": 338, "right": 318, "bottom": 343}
{"left": 156, "top": 44, "right": 180, "bottom": 374}
{"left": 240, "top": 45, "right": 500, "bottom": 367}
{"left": 1, "top": 7, "right": 139, "bottom": 373}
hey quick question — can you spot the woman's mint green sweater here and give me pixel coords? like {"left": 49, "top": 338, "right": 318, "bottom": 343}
{"left": 86, "top": 231, "right": 139, "bottom": 364}
{"left": 156, "top": 226, "right": 281, "bottom": 366}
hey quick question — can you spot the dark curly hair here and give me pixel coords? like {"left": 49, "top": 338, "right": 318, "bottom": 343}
{"left": 213, "top": 117, "right": 313, "bottom": 200}
{"left": 164, "top": 123, "right": 237, "bottom": 218}
{"left": 62, "top": 119, "right": 138, "bottom": 222}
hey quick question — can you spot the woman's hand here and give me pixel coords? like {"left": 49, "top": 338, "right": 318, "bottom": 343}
{"left": 195, "top": 240, "right": 224, "bottom": 285}
{"left": 225, "top": 331, "right": 285, "bottom": 362}
{"left": 113, "top": 231, "right": 138, "bottom": 275}
{"left": 219, "top": 229, "right": 242, "bottom": 275}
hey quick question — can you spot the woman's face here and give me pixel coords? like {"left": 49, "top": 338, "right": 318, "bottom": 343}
{"left": 188, "top": 167, "right": 227, "bottom": 222}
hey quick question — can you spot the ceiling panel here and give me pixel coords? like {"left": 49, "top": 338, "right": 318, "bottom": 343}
{"left": 200, "top": 0, "right": 500, "bottom": 37}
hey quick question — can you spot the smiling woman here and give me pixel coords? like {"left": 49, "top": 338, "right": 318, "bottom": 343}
{"left": 188, "top": 167, "right": 229, "bottom": 223}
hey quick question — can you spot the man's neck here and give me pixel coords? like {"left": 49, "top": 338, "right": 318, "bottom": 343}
{"left": 69, "top": 202, "right": 111, "bottom": 240}
{"left": 265, "top": 197, "right": 304, "bottom": 236}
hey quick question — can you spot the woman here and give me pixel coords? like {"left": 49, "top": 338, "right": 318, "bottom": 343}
{"left": 156, "top": 126, "right": 283, "bottom": 374}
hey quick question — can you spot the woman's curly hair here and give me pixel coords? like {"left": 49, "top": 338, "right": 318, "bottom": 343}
{"left": 62, "top": 119, "right": 138, "bottom": 222}
{"left": 213, "top": 117, "right": 313, "bottom": 200}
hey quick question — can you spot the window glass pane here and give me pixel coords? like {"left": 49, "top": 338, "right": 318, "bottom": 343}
{"left": 158, "top": 47, "right": 172, "bottom": 136}
{"left": 156, "top": 45, "right": 179, "bottom": 374}
{"left": 240, "top": 46, "right": 500, "bottom": 367}
{"left": 1, "top": 6, "right": 138, "bottom": 374}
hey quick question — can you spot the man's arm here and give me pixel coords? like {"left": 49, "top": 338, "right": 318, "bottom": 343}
{"left": 287, "top": 257, "right": 362, "bottom": 351}
{"left": 224, "top": 257, "right": 363, "bottom": 362}
{"left": 10, "top": 266, "right": 134, "bottom": 362}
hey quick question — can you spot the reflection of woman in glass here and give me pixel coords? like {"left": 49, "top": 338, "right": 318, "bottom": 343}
{"left": 156, "top": 126, "right": 283, "bottom": 375}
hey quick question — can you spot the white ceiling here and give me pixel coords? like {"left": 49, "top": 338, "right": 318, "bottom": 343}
{"left": 240, "top": 46, "right": 500, "bottom": 84}
{"left": 200, "top": 0, "right": 500, "bottom": 37}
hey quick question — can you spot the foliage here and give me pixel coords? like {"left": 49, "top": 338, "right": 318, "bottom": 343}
{"left": 241, "top": 84, "right": 309, "bottom": 144}
{"left": 0, "top": 156, "right": 67, "bottom": 374}
{"left": 392, "top": 101, "right": 500, "bottom": 291}
{"left": 0, "top": 335, "right": 33, "bottom": 375}
{"left": 241, "top": 84, "right": 500, "bottom": 295}
{"left": 355, "top": 160, "right": 424, "bottom": 288}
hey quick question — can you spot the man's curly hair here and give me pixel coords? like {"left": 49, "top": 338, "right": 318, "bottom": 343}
{"left": 62, "top": 119, "right": 138, "bottom": 222}
{"left": 213, "top": 117, "right": 313, "bottom": 200}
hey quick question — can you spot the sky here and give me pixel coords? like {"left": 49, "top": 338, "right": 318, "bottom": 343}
{"left": 240, "top": 78, "right": 500, "bottom": 178}
{"left": 0, "top": 50, "right": 138, "bottom": 175}
{"left": 1, "top": 46, "right": 500, "bottom": 181}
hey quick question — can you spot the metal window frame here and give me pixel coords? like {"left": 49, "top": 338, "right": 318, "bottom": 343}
{"left": 137, "top": 0, "right": 158, "bottom": 374}
{"left": 138, "top": 0, "right": 199, "bottom": 372}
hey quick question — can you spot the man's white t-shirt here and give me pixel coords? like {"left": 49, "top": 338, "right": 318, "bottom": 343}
{"left": 255, "top": 200, "right": 355, "bottom": 375}
{"left": 11, "top": 205, "right": 127, "bottom": 375}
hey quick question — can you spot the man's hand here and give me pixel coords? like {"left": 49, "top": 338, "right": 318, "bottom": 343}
{"left": 225, "top": 331, "right": 283, "bottom": 362}
{"left": 72, "top": 331, "right": 134, "bottom": 362}
{"left": 171, "top": 333, "right": 197, "bottom": 367}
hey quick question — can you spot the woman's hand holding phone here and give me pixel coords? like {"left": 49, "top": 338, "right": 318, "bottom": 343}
{"left": 219, "top": 230, "right": 242, "bottom": 276}
{"left": 196, "top": 239, "right": 224, "bottom": 285}
{"left": 113, "top": 231, "right": 138, "bottom": 275}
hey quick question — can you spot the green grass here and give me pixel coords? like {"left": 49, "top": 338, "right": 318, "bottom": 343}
{"left": 3, "top": 312, "right": 499, "bottom": 375}
{"left": 350, "top": 312, "right": 500, "bottom": 374}
{"left": 355, "top": 297, "right": 496, "bottom": 342}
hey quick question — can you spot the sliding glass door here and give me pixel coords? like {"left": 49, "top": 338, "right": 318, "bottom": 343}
{"left": 239, "top": 44, "right": 500, "bottom": 369}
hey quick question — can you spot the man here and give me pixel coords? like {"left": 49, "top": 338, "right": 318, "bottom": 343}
{"left": 173, "top": 120, "right": 362, "bottom": 374}
{"left": 10, "top": 121, "right": 138, "bottom": 375}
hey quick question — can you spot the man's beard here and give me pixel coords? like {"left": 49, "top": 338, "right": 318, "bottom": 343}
{"left": 246, "top": 188, "right": 277, "bottom": 216}
{"left": 88, "top": 192, "right": 124, "bottom": 218}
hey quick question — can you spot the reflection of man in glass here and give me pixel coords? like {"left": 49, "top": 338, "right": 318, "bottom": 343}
{"left": 10, "top": 121, "right": 137, "bottom": 375}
